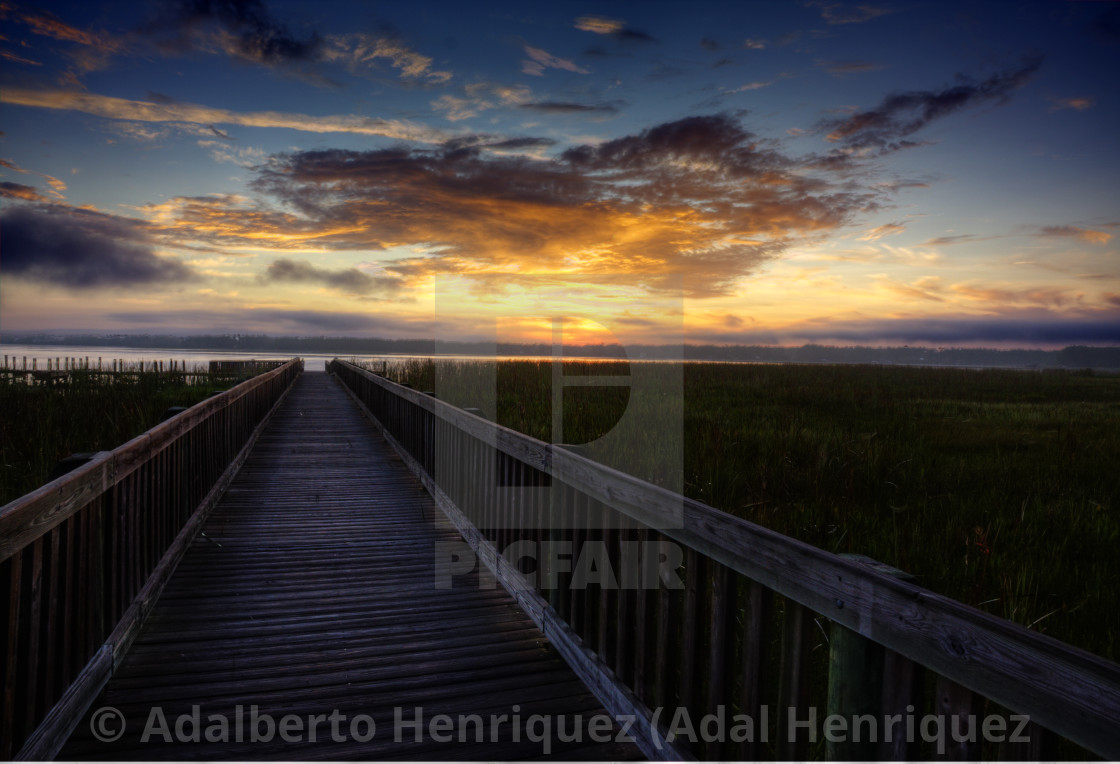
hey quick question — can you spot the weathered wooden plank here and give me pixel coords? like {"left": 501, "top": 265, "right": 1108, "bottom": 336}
{"left": 43, "top": 525, "right": 62, "bottom": 711}
{"left": 335, "top": 371, "right": 668, "bottom": 760}
{"left": 57, "top": 372, "right": 643, "bottom": 761}
{"left": 827, "top": 620, "right": 885, "bottom": 761}
{"left": 59, "top": 515, "right": 77, "bottom": 691}
{"left": 105, "top": 365, "right": 300, "bottom": 670}
{"left": 935, "top": 675, "right": 981, "bottom": 760}
{"left": 615, "top": 515, "right": 634, "bottom": 684}
{"left": 878, "top": 648, "right": 923, "bottom": 761}
{"left": 678, "top": 547, "right": 703, "bottom": 721}
{"left": 654, "top": 541, "right": 679, "bottom": 713}
{"left": 632, "top": 526, "right": 650, "bottom": 705}
{"left": 597, "top": 504, "right": 615, "bottom": 663}
{"left": 777, "top": 600, "right": 812, "bottom": 761}
{"left": 2, "top": 551, "right": 22, "bottom": 761}
{"left": 15, "top": 645, "right": 111, "bottom": 762}
{"left": 569, "top": 489, "right": 586, "bottom": 636}
{"left": 23, "top": 538, "right": 43, "bottom": 735}
{"left": 0, "top": 456, "right": 110, "bottom": 564}
{"left": 705, "top": 560, "right": 731, "bottom": 759}
{"left": 739, "top": 578, "right": 773, "bottom": 761}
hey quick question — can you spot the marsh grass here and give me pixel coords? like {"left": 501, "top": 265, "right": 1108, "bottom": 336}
{"left": 387, "top": 357, "right": 1119, "bottom": 661}
{"left": 0, "top": 366, "right": 253, "bottom": 505}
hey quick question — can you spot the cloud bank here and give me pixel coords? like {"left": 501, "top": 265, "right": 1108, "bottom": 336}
{"left": 1, "top": 205, "right": 196, "bottom": 287}
{"left": 238, "top": 114, "right": 877, "bottom": 298}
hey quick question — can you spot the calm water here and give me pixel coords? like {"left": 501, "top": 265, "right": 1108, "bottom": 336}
{"left": 0, "top": 344, "right": 630, "bottom": 373}
{"left": 0, "top": 344, "right": 338, "bottom": 371}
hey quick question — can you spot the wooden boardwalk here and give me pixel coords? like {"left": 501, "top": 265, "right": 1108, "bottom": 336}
{"left": 60, "top": 372, "right": 642, "bottom": 760}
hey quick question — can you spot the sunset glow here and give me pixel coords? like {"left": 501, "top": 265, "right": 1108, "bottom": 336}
{"left": 1, "top": 1, "right": 1117, "bottom": 347}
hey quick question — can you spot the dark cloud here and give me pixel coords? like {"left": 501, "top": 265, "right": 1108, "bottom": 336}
{"left": 0, "top": 181, "right": 52, "bottom": 203}
{"left": 614, "top": 28, "right": 656, "bottom": 43}
{"left": 695, "top": 313, "right": 1120, "bottom": 346}
{"left": 812, "top": 317, "right": 1120, "bottom": 345}
{"left": 438, "top": 135, "right": 557, "bottom": 153}
{"left": 574, "top": 17, "right": 656, "bottom": 44}
{"left": 700, "top": 38, "right": 720, "bottom": 52}
{"left": 145, "top": 0, "right": 320, "bottom": 65}
{"left": 1089, "top": 6, "right": 1120, "bottom": 44}
{"left": 104, "top": 308, "right": 450, "bottom": 337}
{"left": 818, "top": 55, "right": 1043, "bottom": 154}
{"left": 261, "top": 258, "right": 404, "bottom": 298}
{"left": 145, "top": 91, "right": 178, "bottom": 104}
{"left": 561, "top": 115, "right": 779, "bottom": 177}
{"left": 645, "top": 62, "right": 689, "bottom": 81}
{"left": 518, "top": 101, "right": 621, "bottom": 116}
{"left": 808, "top": 1, "right": 895, "bottom": 25}
{"left": 821, "top": 59, "right": 886, "bottom": 76}
{"left": 483, "top": 136, "right": 557, "bottom": 151}
{"left": 0, "top": 205, "right": 196, "bottom": 288}
{"left": 130, "top": 1, "right": 446, "bottom": 85}
{"left": 921, "top": 234, "right": 978, "bottom": 246}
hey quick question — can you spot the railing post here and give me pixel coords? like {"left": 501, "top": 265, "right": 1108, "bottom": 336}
{"left": 826, "top": 619, "right": 885, "bottom": 760}
{"left": 827, "top": 554, "right": 915, "bottom": 761}
{"left": 777, "top": 599, "right": 812, "bottom": 760}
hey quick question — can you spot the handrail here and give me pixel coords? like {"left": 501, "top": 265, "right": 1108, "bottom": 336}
{"left": 1, "top": 358, "right": 303, "bottom": 760}
{"left": 330, "top": 358, "right": 1120, "bottom": 760}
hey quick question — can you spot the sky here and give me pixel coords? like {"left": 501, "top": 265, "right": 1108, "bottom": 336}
{"left": 1, "top": 0, "right": 1118, "bottom": 348}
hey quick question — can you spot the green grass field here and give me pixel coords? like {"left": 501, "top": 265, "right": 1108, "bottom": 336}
{"left": 386, "top": 358, "right": 1120, "bottom": 662}
{"left": 0, "top": 368, "right": 238, "bottom": 505}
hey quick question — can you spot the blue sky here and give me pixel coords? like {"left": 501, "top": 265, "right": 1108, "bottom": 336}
{"left": 1, "top": 0, "right": 1118, "bottom": 346}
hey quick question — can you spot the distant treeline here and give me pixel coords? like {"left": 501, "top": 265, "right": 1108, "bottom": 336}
{"left": 4, "top": 333, "right": 1120, "bottom": 369}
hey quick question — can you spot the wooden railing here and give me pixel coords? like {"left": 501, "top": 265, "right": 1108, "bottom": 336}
{"left": 0, "top": 358, "right": 303, "bottom": 760}
{"left": 329, "top": 359, "right": 1120, "bottom": 761}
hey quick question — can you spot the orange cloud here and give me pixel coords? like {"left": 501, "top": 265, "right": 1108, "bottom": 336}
{"left": 1, "top": 88, "right": 455, "bottom": 142}
{"left": 872, "top": 276, "right": 1096, "bottom": 312}
{"left": 142, "top": 195, "right": 365, "bottom": 252}
{"left": 0, "top": 157, "right": 66, "bottom": 198}
{"left": 1039, "top": 225, "right": 1113, "bottom": 245}
{"left": 521, "top": 45, "right": 590, "bottom": 76}
{"left": 1050, "top": 97, "right": 1094, "bottom": 112}
{"left": 874, "top": 275, "right": 946, "bottom": 302}
{"left": 949, "top": 284, "right": 1082, "bottom": 309}
{"left": 231, "top": 116, "right": 878, "bottom": 298}
{"left": 2, "top": 49, "right": 41, "bottom": 65}
{"left": 15, "top": 9, "right": 112, "bottom": 48}
{"left": 320, "top": 34, "right": 451, "bottom": 84}
{"left": 857, "top": 222, "right": 906, "bottom": 241}
{"left": 575, "top": 16, "right": 625, "bottom": 34}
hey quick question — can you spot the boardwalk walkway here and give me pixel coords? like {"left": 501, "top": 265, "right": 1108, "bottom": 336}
{"left": 61, "top": 372, "right": 641, "bottom": 760}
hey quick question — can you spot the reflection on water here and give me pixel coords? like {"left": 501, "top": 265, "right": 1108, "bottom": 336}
{"left": 0, "top": 344, "right": 322, "bottom": 371}
{"left": 0, "top": 344, "right": 635, "bottom": 373}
